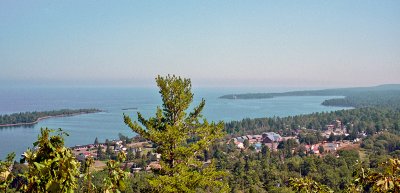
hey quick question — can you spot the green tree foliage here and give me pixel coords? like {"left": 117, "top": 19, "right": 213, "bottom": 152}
{"left": 225, "top": 107, "right": 400, "bottom": 138}
{"left": 243, "top": 139, "right": 250, "bottom": 149}
{"left": 278, "top": 139, "right": 299, "bottom": 158}
{"left": 318, "top": 145, "right": 325, "bottom": 154}
{"left": 124, "top": 172, "right": 154, "bottom": 193}
{"left": 321, "top": 90, "right": 400, "bottom": 109}
{"left": 81, "top": 157, "right": 95, "bottom": 193}
{"left": 0, "top": 152, "right": 15, "bottom": 192}
{"left": 96, "top": 146, "right": 105, "bottom": 160}
{"left": 118, "top": 133, "right": 132, "bottom": 144}
{"left": 94, "top": 137, "right": 99, "bottom": 145}
{"left": 124, "top": 75, "right": 228, "bottom": 192}
{"left": 20, "top": 128, "right": 80, "bottom": 193}
{"left": 210, "top": 140, "right": 361, "bottom": 193}
{"left": 362, "top": 132, "right": 400, "bottom": 154}
{"left": 289, "top": 177, "right": 333, "bottom": 193}
{"left": 350, "top": 158, "right": 400, "bottom": 192}
{"left": 103, "top": 151, "right": 129, "bottom": 193}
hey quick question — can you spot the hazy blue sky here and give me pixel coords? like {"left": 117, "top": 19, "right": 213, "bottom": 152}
{"left": 1, "top": 1, "right": 399, "bottom": 87}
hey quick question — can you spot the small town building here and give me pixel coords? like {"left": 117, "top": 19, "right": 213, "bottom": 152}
{"left": 262, "top": 132, "right": 282, "bottom": 143}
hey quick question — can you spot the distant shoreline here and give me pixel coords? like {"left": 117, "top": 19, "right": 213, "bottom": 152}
{"left": 219, "top": 84, "right": 400, "bottom": 109}
{"left": 0, "top": 110, "right": 102, "bottom": 127}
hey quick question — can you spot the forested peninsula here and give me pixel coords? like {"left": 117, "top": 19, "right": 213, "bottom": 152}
{"left": 0, "top": 108, "right": 102, "bottom": 127}
{"left": 220, "top": 84, "right": 400, "bottom": 108}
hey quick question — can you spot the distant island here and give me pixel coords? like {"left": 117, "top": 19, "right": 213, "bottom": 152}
{"left": 220, "top": 84, "right": 400, "bottom": 109}
{"left": 0, "top": 108, "right": 102, "bottom": 127}
{"left": 122, "top": 107, "right": 138, "bottom": 110}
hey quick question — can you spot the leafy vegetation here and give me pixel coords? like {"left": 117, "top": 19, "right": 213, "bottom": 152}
{"left": 349, "top": 158, "right": 400, "bottom": 192}
{"left": 0, "top": 152, "right": 15, "bottom": 192}
{"left": 80, "top": 156, "right": 95, "bottom": 192}
{"left": 2, "top": 128, "right": 135, "bottom": 193}
{"left": 289, "top": 177, "right": 333, "bottom": 193}
{"left": 103, "top": 152, "right": 129, "bottom": 193}
{"left": 20, "top": 128, "right": 81, "bottom": 192}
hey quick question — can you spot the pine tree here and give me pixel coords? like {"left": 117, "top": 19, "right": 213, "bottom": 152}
{"left": 94, "top": 137, "right": 99, "bottom": 145}
{"left": 96, "top": 145, "right": 104, "bottom": 160}
{"left": 124, "top": 75, "right": 228, "bottom": 192}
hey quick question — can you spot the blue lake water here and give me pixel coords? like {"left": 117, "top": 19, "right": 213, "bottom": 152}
{"left": 0, "top": 86, "right": 350, "bottom": 158}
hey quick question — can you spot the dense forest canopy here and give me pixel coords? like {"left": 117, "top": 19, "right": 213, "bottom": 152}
{"left": 225, "top": 107, "right": 400, "bottom": 137}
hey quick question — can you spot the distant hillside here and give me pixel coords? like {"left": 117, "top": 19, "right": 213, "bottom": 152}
{"left": 219, "top": 84, "right": 400, "bottom": 108}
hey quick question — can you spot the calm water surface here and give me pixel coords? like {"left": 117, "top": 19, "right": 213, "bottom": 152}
{"left": 0, "top": 86, "right": 350, "bottom": 158}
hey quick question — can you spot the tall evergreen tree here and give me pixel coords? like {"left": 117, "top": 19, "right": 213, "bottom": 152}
{"left": 124, "top": 75, "right": 228, "bottom": 192}
{"left": 96, "top": 145, "right": 104, "bottom": 160}
{"left": 94, "top": 137, "right": 99, "bottom": 145}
